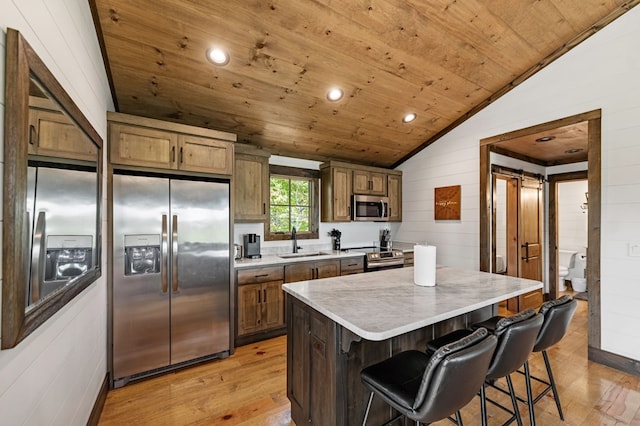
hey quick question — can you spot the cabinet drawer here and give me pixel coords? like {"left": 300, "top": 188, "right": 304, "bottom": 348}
{"left": 340, "top": 257, "right": 365, "bottom": 274}
{"left": 237, "top": 266, "right": 284, "bottom": 285}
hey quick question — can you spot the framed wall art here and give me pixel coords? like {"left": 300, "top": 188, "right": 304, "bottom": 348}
{"left": 434, "top": 185, "right": 461, "bottom": 220}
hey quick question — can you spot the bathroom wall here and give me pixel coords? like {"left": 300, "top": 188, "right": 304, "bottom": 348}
{"left": 558, "top": 180, "right": 589, "bottom": 253}
{"left": 0, "top": 0, "right": 113, "bottom": 424}
{"left": 397, "top": 6, "right": 640, "bottom": 361}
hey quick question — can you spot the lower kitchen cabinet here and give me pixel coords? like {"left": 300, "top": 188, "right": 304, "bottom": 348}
{"left": 285, "top": 259, "right": 341, "bottom": 282}
{"left": 235, "top": 257, "right": 352, "bottom": 346}
{"left": 236, "top": 266, "right": 285, "bottom": 344}
{"left": 340, "top": 256, "right": 365, "bottom": 275}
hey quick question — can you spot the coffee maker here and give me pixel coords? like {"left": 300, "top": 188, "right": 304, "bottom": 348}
{"left": 243, "top": 233, "right": 262, "bottom": 258}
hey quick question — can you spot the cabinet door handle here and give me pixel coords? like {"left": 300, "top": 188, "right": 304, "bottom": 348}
{"left": 263, "top": 203, "right": 266, "bottom": 214}
{"left": 315, "top": 267, "right": 319, "bottom": 279}
{"left": 29, "top": 124, "right": 36, "bottom": 146}
{"left": 171, "top": 146, "right": 176, "bottom": 162}
{"left": 179, "top": 147, "right": 184, "bottom": 163}
{"left": 263, "top": 289, "right": 267, "bottom": 302}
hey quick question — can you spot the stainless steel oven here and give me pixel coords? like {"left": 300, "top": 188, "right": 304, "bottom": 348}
{"left": 352, "top": 195, "right": 389, "bottom": 221}
{"left": 363, "top": 249, "right": 405, "bottom": 271}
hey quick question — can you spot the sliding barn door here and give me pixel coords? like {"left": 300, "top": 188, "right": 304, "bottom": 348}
{"left": 517, "top": 177, "right": 544, "bottom": 310}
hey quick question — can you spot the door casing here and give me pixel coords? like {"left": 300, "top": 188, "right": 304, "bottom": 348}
{"left": 479, "top": 109, "right": 601, "bottom": 350}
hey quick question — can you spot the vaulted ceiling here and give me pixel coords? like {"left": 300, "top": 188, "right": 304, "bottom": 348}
{"left": 91, "top": 0, "right": 637, "bottom": 168}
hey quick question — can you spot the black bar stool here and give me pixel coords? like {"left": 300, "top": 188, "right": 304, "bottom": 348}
{"left": 427, "top": 309, "right": 543, "bottom": 426}
{"left": 528, "top": 295, "right": 578, "bottom": 419}
{"left": 476, "top": 296, "right": 578, "bottom": 421}
{"left": 361, "top": 328, "right": 497, "bottom": 425}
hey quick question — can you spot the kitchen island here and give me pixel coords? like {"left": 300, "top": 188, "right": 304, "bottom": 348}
{"left": 282, "top": 265, "right": 543, "bottom": 425}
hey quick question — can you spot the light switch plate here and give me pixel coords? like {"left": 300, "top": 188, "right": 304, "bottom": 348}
{"left": 629, "top": 243, "right": 640, "bottom": 257}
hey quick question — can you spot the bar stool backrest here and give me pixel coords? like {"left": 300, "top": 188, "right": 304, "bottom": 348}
{"left": 413, "top": 328, "right": 497, "bottom": 423}
{"left": 534, "top": 296, "right": 578, "bottom": 352}
{"left": 486, "top": 309, "right": 543, "bottom": 380}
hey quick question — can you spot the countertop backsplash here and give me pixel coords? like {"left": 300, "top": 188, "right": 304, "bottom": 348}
{"left": 234, "top": 221, "right": 403, "bottom": 255}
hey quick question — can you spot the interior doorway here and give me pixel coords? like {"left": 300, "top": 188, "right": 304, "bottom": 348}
{"left": 549, "top": 172, "right": 589, "bottom": 300}
{"left": 479, "top": 109, "right": 602, "bottom": 351}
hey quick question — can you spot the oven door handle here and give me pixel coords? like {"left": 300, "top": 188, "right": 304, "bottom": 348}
{"left": 367, "top": 259, "right": 405, "bottom": 269}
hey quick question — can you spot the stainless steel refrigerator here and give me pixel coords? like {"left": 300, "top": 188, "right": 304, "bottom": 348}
{"left": 112, "top": 173, "right": 231, "bottom": 387}
{"left": 27, "top": 165, "right": 97, "bottom": 305}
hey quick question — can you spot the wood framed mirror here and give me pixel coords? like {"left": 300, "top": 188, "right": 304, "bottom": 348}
{"left": 2, "top": 28, "right": 103, "bottom": 349}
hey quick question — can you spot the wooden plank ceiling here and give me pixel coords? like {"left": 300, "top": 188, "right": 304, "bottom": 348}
{"left": 92, "top": 0, "right": 636, "bottom": 168}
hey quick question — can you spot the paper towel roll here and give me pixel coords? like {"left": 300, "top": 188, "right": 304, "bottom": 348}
{"left": 414, "top": 245, "right": 436, "bottom": 287}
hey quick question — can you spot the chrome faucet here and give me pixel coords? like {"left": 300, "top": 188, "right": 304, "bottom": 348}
{"left": 292, "top": 226, "right": 299, "bottom": 253}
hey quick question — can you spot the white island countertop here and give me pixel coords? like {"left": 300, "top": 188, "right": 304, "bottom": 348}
{"left": 282, "top": 266, "right": 543, "bottom": 341}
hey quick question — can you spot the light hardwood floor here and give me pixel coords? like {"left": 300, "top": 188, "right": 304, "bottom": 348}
{"left": 99, "top": 299, "right": 640, "bottom": 425}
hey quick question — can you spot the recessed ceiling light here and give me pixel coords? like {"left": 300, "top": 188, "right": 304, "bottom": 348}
{"left": 327, "top": 88, "right": 344, "bottom": 102}
{"left": 402, "top": 113, "right": 417, "bottom": 123}
{"left": 206, "top": 47, "right": 229, "bottom": 66}
{"left": 535, "top": 136, "right": 556, "bottom": 142}
{"left": 565, "top": 148, "right": 583, "bottom": 154}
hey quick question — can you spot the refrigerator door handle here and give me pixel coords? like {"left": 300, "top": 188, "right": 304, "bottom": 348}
{"left": 172, "top": 215, "right": 179, "bottom": 292}
{"left": 161, "top": 214, "right": 168, "bottom": 293}
{"left": 30, "top": 211, "right": 47, "bottom": 303}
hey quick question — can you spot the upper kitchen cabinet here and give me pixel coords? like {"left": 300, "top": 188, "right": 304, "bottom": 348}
{"left": 28, "top": 96, "right": 97, "bottom": 162}
{"left": 234, "top": 144, "right": 270, "bottom": 222}
{"left": 320, "top": 164, "right": 352, "bottom": 222}
{"left": 353, "top": 169, "right": 386, "bottom": 196}
{"left": 387, "top": 173, "right": 402, "bottom": 221}
{"left": 320, "top": 161, "right": 402, "bottom": 222}
{"left": 108, "top": 112, "right": 235, "bottom": 175}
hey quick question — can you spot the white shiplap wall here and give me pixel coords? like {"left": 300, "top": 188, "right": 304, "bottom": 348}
{"left": 0, "top": 0, "right": 113, "bottom": 424}
{"left": 397, "top": 6, "right": 640, "bottom": 361}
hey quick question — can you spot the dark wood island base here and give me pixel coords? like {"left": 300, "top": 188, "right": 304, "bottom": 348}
{"left": 286, "top": 295, "right": 496, "bottom": 425}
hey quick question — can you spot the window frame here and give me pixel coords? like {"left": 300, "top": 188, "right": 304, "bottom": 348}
{"left": 265, "top": 165, "right": 319, "bottom": 241}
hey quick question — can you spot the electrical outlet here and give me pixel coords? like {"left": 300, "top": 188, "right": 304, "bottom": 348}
{"left": 629, "top": 243, "right": 640, "bottom": 257}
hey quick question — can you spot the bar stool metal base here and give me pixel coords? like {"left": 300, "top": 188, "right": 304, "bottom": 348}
{"left": 515, "top": 350, "right": 565, "bottom": 421}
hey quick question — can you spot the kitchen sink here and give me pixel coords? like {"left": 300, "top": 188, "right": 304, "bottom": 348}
{"left": 278, "top": 251, "right": 326, "bottom": 259}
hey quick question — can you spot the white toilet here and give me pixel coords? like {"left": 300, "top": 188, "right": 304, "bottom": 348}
{"left": 570, "top": 253, "right": 588, "bottom": 292}
{"left": 558, "top": 250, "right": 578, "bottom": 292}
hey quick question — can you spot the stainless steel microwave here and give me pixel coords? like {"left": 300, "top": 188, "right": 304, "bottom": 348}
{"left": 352, "top": 195, "right": 389, "bottom": 221}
